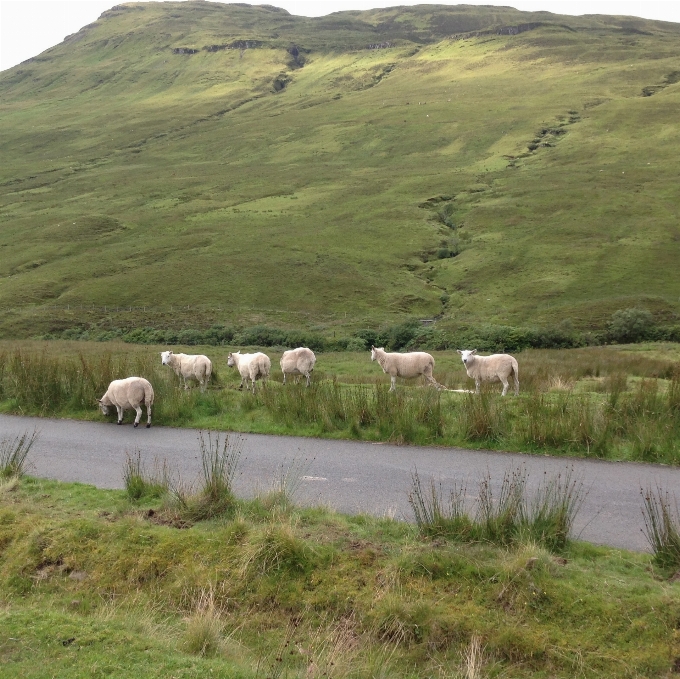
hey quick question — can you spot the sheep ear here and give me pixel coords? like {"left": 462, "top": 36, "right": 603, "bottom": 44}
{"left": 456, "top": 349, "right": 463, "bottom": 354}
{"left": 471, "top": 349, "right": 477, "bottom": 355}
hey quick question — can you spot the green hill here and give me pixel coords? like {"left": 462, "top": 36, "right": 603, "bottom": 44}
{"left": 1, "top": 2, "right": 680, "bottom": 339}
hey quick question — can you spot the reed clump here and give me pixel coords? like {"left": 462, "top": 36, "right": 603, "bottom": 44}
{"left": 0, "top": 429, "right": 38, "bottom": 479}
{"left": 641, "top": 484, "right": 680, "bottom": 572}
{"left": 409, "top": 466, "right": 584, "bottom": 551}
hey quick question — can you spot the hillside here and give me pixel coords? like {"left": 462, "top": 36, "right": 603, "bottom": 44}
{"left": 1, "top": 2, "right": 680, "bottom": 338}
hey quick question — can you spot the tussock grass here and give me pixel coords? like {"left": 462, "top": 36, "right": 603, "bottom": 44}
{"left": 1, "top": 475, "right": 679, "bottom": 678}
{"left": 0, "top": 429, "right": 37, "bottom": 479}
{"left": 641, "top": 484, "right": 680, "bottom": 572}
{"left": 183, "top": 588, "right": 224, "bottom": 657}
{"left": 164, "top": 432, "right": 241, "bottom": 523}
{"left": 409, "top": 466, "right": 584, "bottom": 551}
{"left": 1, "top": 343, "right": 680, "bottom": 463}
{"left": 123, "top": 451, "right": 170, "bottom": 501}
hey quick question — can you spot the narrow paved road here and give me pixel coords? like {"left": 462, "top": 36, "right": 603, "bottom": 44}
{"left": 2, "top": 413, "right": 679, "bottom": 552}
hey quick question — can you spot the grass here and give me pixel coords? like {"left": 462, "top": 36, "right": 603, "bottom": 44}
{"left": 642, "top": 484, "right": 680, "bottom": 572}
{"left": 1, "top": 470, "right": 679, "bottom": 678}
{"left": 0, "top": 429, "right": 37, "bottom": 479}
{"left": 1, "top": 4, "right": 680, "bottom": 339}
{"left": 3, "top": 340, "right": 680, "bottom": 464}
{"left": 409, "top": 466, "right": 584, "bottom": 551}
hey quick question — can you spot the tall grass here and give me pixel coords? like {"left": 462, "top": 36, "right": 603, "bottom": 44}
{"left": 258, "top": 381, "right": 444, "bottom": 444}
{"left": 165, "top": 432, "right": 241, "bottom": 522}
{"left": 641, "top": 484, "right": 680, "bottom": 571}
{"left": 122, "top": 450, "right": 170, "bottom": 501}
{"left": 0, "top": 429, "right": 38, "bottom": 479}
{"left": 409, "top": 466, "right": 584, "bottom": 551}
{"left": 1, "top": 346, "right": 680, "bottom": 462}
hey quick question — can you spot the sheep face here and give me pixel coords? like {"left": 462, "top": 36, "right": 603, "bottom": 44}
{"left": 161, "top": 351, "right": 173, "bottom": 365}
{"left": 227, "top": 352, "right": 239, "bottom": 367}
{"left": 457, "top": 349, "right": 477, "bottom": 365}
{"left": 98, "top": 401, "right": 110, "bottom": 415}
{"left": 370, "top": 346, "right": 383, "bottom": 362}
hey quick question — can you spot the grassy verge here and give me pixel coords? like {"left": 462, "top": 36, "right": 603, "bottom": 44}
{"left": 1, "top": 467, "right": 679, "bottom": 678}
{"left": 1, "top": 340, "right": 679, "bottom": 463}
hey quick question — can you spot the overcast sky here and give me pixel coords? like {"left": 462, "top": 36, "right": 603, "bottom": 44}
{"left": 1, "top": 0, "right": 678, "bottom": 72}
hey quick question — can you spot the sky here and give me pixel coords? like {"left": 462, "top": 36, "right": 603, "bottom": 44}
{"left": 1, "top": 0, "right": 678, "bottom": 72}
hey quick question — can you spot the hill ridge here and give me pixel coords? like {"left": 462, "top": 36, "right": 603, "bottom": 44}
{"left": 1, "top": 3, "right": 679, "bottom": 338}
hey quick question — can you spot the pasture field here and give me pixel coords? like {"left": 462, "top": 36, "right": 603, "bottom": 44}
{"left": 1, "top": 3, "right": 680, "bottom": 338}
{"left": 0, "top": 449, "right": 679, "bottom": 678}
{"left": 0, "top": 339, "right": 679, "bottom": 464}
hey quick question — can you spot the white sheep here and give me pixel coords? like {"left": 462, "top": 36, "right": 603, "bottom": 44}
{"left": 98, "top": 376, "right": 154, "bottom": 428}
{"left": 370, "top": 346, "right": 442, "bottom": 392}
{"left": 457, "top": 349, "right": 519, "bottom": 396}
{"left": 160, "top": 350, "right": 212, "bottom": 392}
{"left": 280, "top": 347, "right": 316, "bottom": 387}
{"left": 227, "top": 351, "right": 271, "bottom": 393}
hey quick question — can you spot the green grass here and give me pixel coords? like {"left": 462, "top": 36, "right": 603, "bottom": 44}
{"left": 3, "top": 339, "right": 680, "bottom": 463}
{"left": 1, "top": 4, "right": 680, "bottom": 339}
{"left": 1, "top": 473, "right": 680, "bottom": 678}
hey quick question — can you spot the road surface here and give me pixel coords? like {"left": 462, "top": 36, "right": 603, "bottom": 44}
{"left": 2, "top": 413, "right": 679, "bottom": 552}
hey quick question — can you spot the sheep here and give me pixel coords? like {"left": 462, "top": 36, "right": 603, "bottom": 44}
{"left": 98, "top": 376, "right": 154, "bottom": 428}
{"left": 227, "top": 351, "right": 271, "bottom": 393}
{"left": 160, "top": 350, "right": 212, "bottom": 392}
{"left": 457, "top": 349, "right": 519, "bottom": 396}
{"left": 280, "top": 347, "right": 316, "bottom": 387}
{"left": 370, "top": 346, "right": 442, "bottom": 392}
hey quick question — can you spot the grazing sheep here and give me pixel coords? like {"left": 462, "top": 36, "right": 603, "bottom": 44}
{"left": 370, "top": 346, "right": 442, "bottom": 392}
{"left": 280, "top": 347, "right": 316, "bottom": 387}
{"left": 160, "top": 350, "right": 212, "bottom": 392}
{"left": 457, "top": 349, "right": 519, "bottom": 396}
{"left": 98, "top": 377, "right": 154, "bottom": 428}
{"left": 227, "top": 351, "right": 271, "bottom": 393}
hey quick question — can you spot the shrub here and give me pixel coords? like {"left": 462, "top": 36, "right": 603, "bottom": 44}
{"left": 346, "top": 337, "right": 367, "bottom": 351}
{"left": 608, "top": 308, "right": 655, "bottom": 344}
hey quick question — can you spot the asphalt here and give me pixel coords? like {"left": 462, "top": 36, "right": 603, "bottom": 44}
{"left": 2, "top": 413, "right": 680, "bottom": 552}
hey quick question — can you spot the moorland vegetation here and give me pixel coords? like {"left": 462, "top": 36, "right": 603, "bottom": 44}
{"left": 1, "top": 339, "right": 679, "bottom": 464}
{"left": 1, "top": 3, "right": 680, "bottom": 340}
{"left": 1, "top": 432, "right": 679, "bottom": 678}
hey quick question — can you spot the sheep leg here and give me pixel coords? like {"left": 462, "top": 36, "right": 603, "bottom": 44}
{"left": 282, "top": 373, "right": 287, "bottom": 385}
{"left": 146, "top": 403, "right": 152, "bottom": 428}
{"left": 423, "top": 373, "right": 440, "bottom": 390}
{"left": 475, "top": 380, "right": 481, "bottom": 394}
{"left": 116, "top": 405, "right": 124, "bottom": 424}
{"left": 500, "top": 377, "right": 509, "bottom": 396}
{"left": 305, "top": 372, "right": 311, "bottom": 387}
{"left": 132, "top": 405, "right": 143, "bottom": 427}
{"left": 513, "top": 375, "right": 520, "bottom": 396}
{"left": 390, "top": 375, "right": 396, "bottom": 392}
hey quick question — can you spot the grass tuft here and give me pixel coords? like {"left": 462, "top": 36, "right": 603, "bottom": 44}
{"left": 183, "top": 588, "right": 224, "bottom": 657}
{"left": 122, "top": 451, "right": 170, "bottom": 501}
{"left": 641, "top": 484, "right": 680, "bottom": 572}
{"left": 410, "top": 466, "right": 584, "bottom": 551}
{"left": 0, "top": 429, "right": 38, "bottom": 479}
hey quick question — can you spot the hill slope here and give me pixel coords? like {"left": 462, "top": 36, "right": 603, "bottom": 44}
{"left": 1, "top": 2, "right": 680, "bottom": 337}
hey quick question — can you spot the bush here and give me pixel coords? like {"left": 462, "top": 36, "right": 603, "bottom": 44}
{"left": 346, "top": 337, "right": 367, "bottom": 351}
{"left": 608, "top": 308, "right": 655, "bottom": 344}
